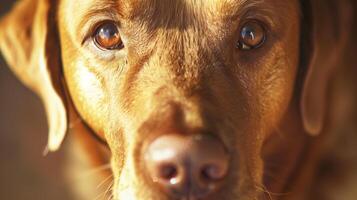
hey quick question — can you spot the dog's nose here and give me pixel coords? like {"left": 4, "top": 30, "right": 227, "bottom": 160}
{"left": 144, "top": 134, "right": 229, "bottom": 199}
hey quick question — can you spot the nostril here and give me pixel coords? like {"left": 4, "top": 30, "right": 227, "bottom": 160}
{"left": 144, "top": 134, "right": 229, "bottom": 198}
{"left": 201, "top": 165, "right": 226, "bottom": 181}
{"left": 159, "top": 164, "right": 179, "bottom": 184}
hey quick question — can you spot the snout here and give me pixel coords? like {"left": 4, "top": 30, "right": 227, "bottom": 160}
{"left": 143, "top": 134, "right": 230, "bottom": 199}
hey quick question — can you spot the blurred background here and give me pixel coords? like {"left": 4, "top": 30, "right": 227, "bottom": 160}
{"left": 0, "top": 1, "right": 74, "bottom": 199}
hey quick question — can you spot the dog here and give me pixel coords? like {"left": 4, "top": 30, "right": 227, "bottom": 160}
{"left": 0, "top": 0, "right": 356, "bottom": 199}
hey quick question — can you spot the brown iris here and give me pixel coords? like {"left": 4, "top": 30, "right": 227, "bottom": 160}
{"left": 94, "top": 21, "right": 123, "bottom": 50}
{"left": 237, "top": 20, "right": 266, "bottom": 50}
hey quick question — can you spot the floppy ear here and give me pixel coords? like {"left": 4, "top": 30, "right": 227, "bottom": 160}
{"left": 0, "top": 0, "right": 67, "bottom": 151}
{"left": 300, "top": 0, "right": 353, "bottom": 136}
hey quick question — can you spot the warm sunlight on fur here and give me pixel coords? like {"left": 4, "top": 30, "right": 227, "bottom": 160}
{"left": 0, "top": 0, "right": 356, "bottom": 200}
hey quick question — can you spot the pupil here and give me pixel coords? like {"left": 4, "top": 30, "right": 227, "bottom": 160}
{"left": 241, "top": 26, "right": 255, "bottom": 41}
{"left": 94, "top": 22, "right": 123, "bottom": 50}
{"left": 99, "top": 24, "right": 118, "bottom": 39}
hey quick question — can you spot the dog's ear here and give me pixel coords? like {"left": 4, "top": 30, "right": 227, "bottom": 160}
{"left": 300, "top": 0, "right": 353, "bottom": 136}
{"left": 0, "top": 0, "right": 67, "bottom": 151}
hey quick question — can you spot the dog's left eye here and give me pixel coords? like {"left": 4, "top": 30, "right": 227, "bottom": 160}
{"left": 237, "top": 21, "right": 266, "bottom": 51}
{"left": 93, "top": 21, "right": 124, "bottom": 50}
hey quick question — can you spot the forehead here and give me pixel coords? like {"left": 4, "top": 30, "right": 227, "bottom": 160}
{"left": 59, "top": 0, "right": 298, "bottom": 12}
{"left": 60, "top": 0, "right": 299, "bottom": 29}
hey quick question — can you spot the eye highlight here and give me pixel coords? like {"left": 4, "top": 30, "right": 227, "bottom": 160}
{"left": 237, "top": 21, "right": 266, "bottom": 51}
{"left": 93, "top": 21, "right": 123, "bottom": 50}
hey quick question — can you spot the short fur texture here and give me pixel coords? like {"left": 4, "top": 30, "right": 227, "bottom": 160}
{"left": 0, "top": 0, "right": 356, "bottom": 199}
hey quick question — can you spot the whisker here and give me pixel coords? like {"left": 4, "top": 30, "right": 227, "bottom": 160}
{"left": 255, "top": 184, "right": 272, "bottom": 200}
{"left": 97, "top": 174, "right": 114, "bottom": 189}
{"left": 94, "top": 180, "right": 113, "bottom": 200}
{"left": 95, "top": 190, "right": 108, "bottom": 200}
{"left": 105, "top": 180, "right": 114, "bottom": 198}
{"left": 76, "top": 163, "right": 112, "bottom": 180}
{"left": 107, "top": 188, "right": 115, "bottom": 200}
{"left": 255, "top": 183, "right": 291, "bottom": 200}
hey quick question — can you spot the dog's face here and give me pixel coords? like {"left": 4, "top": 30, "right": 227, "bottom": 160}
{"left": 58, "top": 0, "right": 300, "bottom": 199}
{"left": 1, "top": 0, "right": 351, "bottom": 199}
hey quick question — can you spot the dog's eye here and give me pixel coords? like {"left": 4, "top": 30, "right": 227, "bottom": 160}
{"left": 94, "top": 22, "right": 123, "bottom": 50}
{"left": 237, "top": 21, "right": 266, "bottom": 51}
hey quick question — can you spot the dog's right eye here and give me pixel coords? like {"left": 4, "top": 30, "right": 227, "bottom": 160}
{"left": 93, "top": 21, "right": 124, "bottom": 50}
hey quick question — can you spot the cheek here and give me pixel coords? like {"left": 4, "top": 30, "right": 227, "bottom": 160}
{"left": 254, "top": 50, "right": 299, "bottom": 135}
{"left": 261, "top": 68, "right": 296, "bottom": 121}
{"left": 248, "top": 20, "right": 300, "bottom": 135}
{"left": 59, "top": 25, "right": 109, "bottom": 134}
{"left": 63, "top": 59, "right": 109, "bottom": 134}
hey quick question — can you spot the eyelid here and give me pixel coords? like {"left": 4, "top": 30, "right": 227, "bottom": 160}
{"left": 242, "top": 13, "right": 274, "bottom": 32}
{"left": 239, "top": 18, "right": 270, "bottom": 42}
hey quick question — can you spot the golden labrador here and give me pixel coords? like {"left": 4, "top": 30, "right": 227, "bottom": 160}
{"left": 0, "top": 0, "right": 355, "bottom": 199}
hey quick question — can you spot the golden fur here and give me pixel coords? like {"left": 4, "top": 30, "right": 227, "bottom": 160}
{"left": 0, "top": 0, "right": 355, "bottom": 199}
